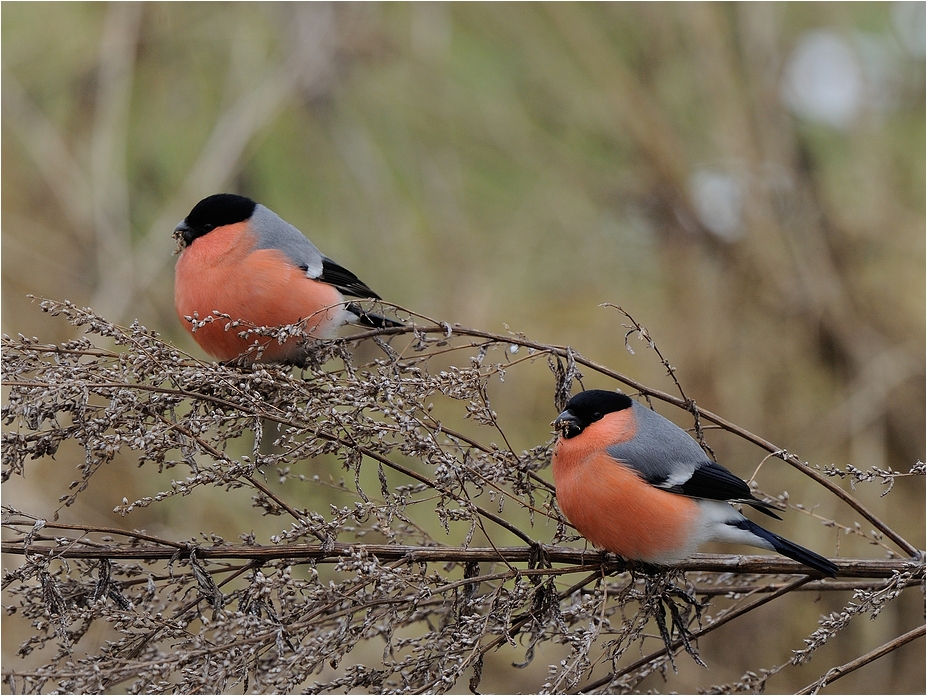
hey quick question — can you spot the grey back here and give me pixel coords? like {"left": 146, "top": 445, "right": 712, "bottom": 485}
{"left": 251, "top": 204, "right": 325, "bottom": 279}
{"left": 605, "top": 402, "right": 709, "bottom": 487}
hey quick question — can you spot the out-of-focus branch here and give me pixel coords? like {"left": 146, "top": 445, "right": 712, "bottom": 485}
{"left": 1, "top": 72, "right": 95, "bottom": 240}
{"left": 88, "top": 3, "right": 143, "bottom": 321}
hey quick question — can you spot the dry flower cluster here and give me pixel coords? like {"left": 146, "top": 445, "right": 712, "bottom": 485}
{"left": 2, "top": 298, "right": 923, "bottom": 694}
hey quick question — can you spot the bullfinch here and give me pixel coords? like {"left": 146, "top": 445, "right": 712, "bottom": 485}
{"left": 173, "top": 193, "right": 400, "bottom": 366}
{"left": 552, "top": 390, "right": 838, "bottom": 577}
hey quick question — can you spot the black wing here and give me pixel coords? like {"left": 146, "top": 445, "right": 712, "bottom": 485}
{"left": 667, "top": 461, "right": 782, "bottom": 519}
{"left": 314, "top": 258, "right": 381, "bottom": 299}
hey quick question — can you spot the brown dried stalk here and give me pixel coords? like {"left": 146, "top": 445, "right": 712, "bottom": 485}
{"left": 2, "top": 299, "right": 922, "bottom": 695}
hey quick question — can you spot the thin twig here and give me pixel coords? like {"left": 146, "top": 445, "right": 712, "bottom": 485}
{"left": 796, "top": 624, "right": 925, "bottom": 695}
{"left": 578, "top": 576, "right": 816, "bottom": 693}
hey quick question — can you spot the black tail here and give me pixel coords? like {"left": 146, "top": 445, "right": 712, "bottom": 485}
{"left": 346, "top": 303, "right": 404, "bottom": 329}
{"left": 737, "top": 519, "right": 838, "bottom": 577}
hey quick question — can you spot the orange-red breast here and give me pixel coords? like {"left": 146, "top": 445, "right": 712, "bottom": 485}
{"left": 552, "top": 389, "right": 837, "bottom": 576}
{"left": 173, "top": 193, "right": 399, "bottom": 366}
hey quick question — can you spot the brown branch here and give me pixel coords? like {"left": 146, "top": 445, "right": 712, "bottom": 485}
{"left": 695, "top": 578, "right": 923, "bottom": 595}
{"left": 0, "top": 512, "right": 188, "bottom": 550}
{"left": 2, "top": 541, "right": 918, "bottom": 580}
{"left": 796, "top": 624, "right": 926, "bottom": 695}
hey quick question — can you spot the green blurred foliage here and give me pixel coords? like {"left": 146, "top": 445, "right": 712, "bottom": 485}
{"left": 2, "top": 2, "right": 924, "bottom": 693}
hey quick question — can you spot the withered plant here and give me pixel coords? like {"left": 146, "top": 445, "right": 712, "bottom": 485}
{"left": 2, "top": 299, "right": 923, "bottom": 694}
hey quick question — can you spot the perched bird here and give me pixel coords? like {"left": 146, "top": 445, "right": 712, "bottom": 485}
{"left": 551, "top": 389, "right": 837, "bottom": 577}
{"left": 173, "top": 193, "right": 400, "bottom": 366}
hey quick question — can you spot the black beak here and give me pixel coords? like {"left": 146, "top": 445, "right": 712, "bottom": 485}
{"left": 173, "top": 221, "right": 193, "bottom": 247}
{"left": 552, "top": 409, "right": 581, "bottom": 439}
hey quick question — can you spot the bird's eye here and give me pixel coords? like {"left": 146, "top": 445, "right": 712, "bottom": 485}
{"left": 203, "top": 223, "right": 215, "bottom": 232}
{"left": 592, "top": 411, "right": 603, "bottom": 422}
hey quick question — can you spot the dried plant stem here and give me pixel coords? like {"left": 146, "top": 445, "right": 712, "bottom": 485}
{"left": 797, "top": 624, "right": 926, "bottom": 695}
{"left": 2, "top": 300, "right": 921, "bottom": 694}
{"left": 578, "top": 576, "right": 816, "bottom": 693}
{"left": 2, "top": 539, "right": 916, "bottom": 580}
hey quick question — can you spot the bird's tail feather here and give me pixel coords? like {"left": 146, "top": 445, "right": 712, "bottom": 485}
{"left": 738, "top": 519, "right": 838, "bottom": 577}
{"left": 737, "top": 499, "right": 783, "bottom": 520}
{"left": 346, "top": 303, "right": 404, "bottom": 329}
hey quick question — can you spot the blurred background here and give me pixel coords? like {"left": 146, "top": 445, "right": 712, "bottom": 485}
{"left": 2, "top": 3, "right": 924, "bottom": 693}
